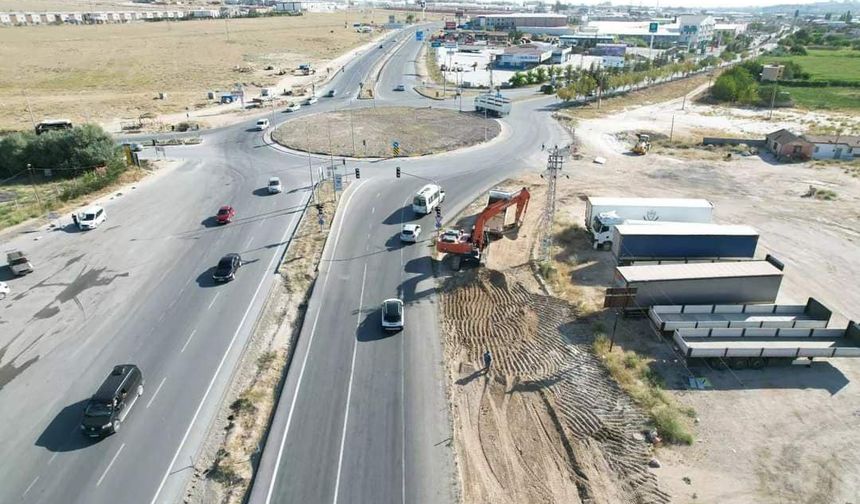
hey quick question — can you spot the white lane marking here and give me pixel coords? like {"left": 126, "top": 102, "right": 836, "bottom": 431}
{"left": 96, "top": 443, "right": 125, "bottom": 487}
{"left": 146, "top": 377, "right": 167, "bottom": 409}
{"left": 207, "top": 292, "right": 221, "bottom": 310}
{"left": 332, "top": 263, "right": 367, "bottom": 504}
{"left": 264, "top": 179, "right": 367, "bottom": 504}
{"left": 158, "top": 311, "right": 166, "bottom": 323}
{"left": 401, "top": 328, "right": 407, "bottom": 504}
{"left": 180, "top": 329, "right": 197, "bottom": 354}
{"left": 150, "top": 202, "right": 304, "bottom": 504}
{"left": 245, "top": 235, "right": 254, "bottom": 249}
{"left": 22, "top": 476, "right": 39, "bottom": 498}
{"left": 371, "top": 207, "right": 375, "bottom": 215}
{"left": 48, "top": 452, "right": 58, "bottom": 465}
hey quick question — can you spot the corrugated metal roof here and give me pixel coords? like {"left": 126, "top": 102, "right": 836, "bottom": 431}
{"left": 617, "top": 260, "right": 782, "bottom": 283}
{"left": 588, "top": 197, "right": 713, "bottom": 209}
{"left": 615, "top": 223, "right": 758, "bottom": 236}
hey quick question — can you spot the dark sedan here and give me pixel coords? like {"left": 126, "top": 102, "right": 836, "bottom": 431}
{"left": 213, "top": 253, "right": 242, "bottom": 282}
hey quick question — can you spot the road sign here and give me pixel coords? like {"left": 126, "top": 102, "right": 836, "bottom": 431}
{"left": 334, "top": 174, "right": 343, "bottom": 191}
{"left": 392, "top": 141, "right": 400, "bottom": 156}
{"left": 416, "top": 31, "right": 424, "bottom": 41}
{"left": 649, "top": 22, "right": 658, "bottom": 33}
{"left": 435, "top": 215, "right": 442, "bottom": 227}
{"left": 435, "top": 220, "right": 442, "bottom": 230}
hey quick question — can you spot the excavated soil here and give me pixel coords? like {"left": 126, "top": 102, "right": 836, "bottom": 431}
{"left": 441, "top": 267, "right": 668, "bottom": 504}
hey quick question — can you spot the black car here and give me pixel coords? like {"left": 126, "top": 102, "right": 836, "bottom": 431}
{"left": 213, "top": 253, "right": 242, "bottom": 282}
{"left": 81, "top": 365, "right": 144, "bottom": 438}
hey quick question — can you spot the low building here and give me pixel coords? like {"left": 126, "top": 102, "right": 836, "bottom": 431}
{"left": 592, "top": 43, "right": 627, "bottom": 68}
{"left": 766, "top": 129, "right": 811, "bottom": 160}
{"left": 191, "top": 9, "right": 220, "bottom": 18}
{"left": 494, "top": 42, "right": 554, "bottom": 69}
{"left": 474, "top": 13, "right": 568, "bottom": 32}
{"left": 761, "top": 64, "right": 784, "bottom": 82}
{"left": 551, "top": 46, "right": 571, "bottom": 64}
{"left": 0, "top": 13, "right": 11, "bottom": 25}
{"left": 802, "top": 135, "right": 860, "bottom": 161}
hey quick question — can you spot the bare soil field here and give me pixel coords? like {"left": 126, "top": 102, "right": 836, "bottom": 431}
{"left": 272, "top": 106, "right": 501, "bottom": 157}
{"left": 439, "top": 267, "right": 668, "bottom": 504}
{"left": 0, "top": 12, "right": 387, "bottom": 130}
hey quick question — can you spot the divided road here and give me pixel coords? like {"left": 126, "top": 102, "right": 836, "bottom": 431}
{"left": 0, "top": 27, "right": 417, "bottom": 504}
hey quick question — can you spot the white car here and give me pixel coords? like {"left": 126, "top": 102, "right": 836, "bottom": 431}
{"left": 400, "top": 224, "right": 421, "bottom": 243}
{"left": 381, "top": 298, "right": 404, "bottom": 331}
{"left": 286, "top": 103, "right": 301, "bottom": 112}
{"left": 267, "top": 177, "right": 283, "bottom": 194}
{"left": 0, "top": 281, "right": 9, "bottom": 299}
{"left": 305, "top": 96, "right": 318, "bottom": 105}
{"left": 256, "top": 118, "right": 270, "bottom": 131}
{"left": 76, "top": 205, "right": 106, "bottom": 230}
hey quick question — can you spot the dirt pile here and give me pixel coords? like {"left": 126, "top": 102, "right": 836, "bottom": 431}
{"left": 441, "top": 267, "right": 668, "bottom": 504}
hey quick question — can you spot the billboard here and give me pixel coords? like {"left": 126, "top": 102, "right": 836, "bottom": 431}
{"left": 594, "top": 43, "right": 626, "bottom": 57}
{"left": 444, "top": 20, "right": 456, "bottom": 30}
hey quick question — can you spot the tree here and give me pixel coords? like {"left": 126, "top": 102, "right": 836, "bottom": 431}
{"left": 534, "top": 66, "right": 548, "bottom": 83}
{"left": 0, "top": 132, "right": 33, "bottom": 178}
{"left": 525, "top": 69, "right": 538, "bottom": 84}
{"left": 563, "top": 64, "right": 575, "bottom": 86}
{"left": 711, "top": 67, "right": 758, "bottom": 104}
{"left": 508, "top": 72, "right": 528, "bottom": 87}
{"left": 405, "top": 13, "right": 415, "bottom": 24}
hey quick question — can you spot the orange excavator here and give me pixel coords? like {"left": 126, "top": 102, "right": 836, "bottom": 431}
{"left": 436, "top": 187, "right": 530, "bottom": 270}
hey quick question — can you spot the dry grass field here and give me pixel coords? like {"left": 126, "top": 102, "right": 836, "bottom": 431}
{"left": 0, "top": 11, "right": 394, "bottom": 130}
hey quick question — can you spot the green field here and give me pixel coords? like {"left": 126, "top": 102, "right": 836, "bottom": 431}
{"left": 764, "top": 48, "right": 860, "bottom": 82}
{"left": 785, "top": 86, "right": 860, "bottom": 110}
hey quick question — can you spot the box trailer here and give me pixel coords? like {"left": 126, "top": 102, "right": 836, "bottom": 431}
{"left": 474, "top": 93, "right": 511, "bottom": 117}
{"left": 613, "top": 254, "right": 784, "bottom": 309}
{"left": 673, "top": 321, "right": 860, "bottom": 368}
{"left": 584, "top": 197, "right": 714, "bottom": 249}
{"left": 612, "top": 223, "right": 759, "bottom": 265}
{"left": 649, "top": 297, "right": 832, "bottom": 335}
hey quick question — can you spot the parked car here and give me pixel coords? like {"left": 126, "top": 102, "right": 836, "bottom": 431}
{"left": 256, "top": 118, "right": 270, "bottom": 131}
{"left": 305, "top": 96, "right": 318, "bottom": 105}
{"left": 400, "top": 224, "right": 421, "bottom": 243}
{"left": 213, "top": 253, "right": 242, "bottom": 282}
{"left": 6, "top": 250, "right": 33, "bottom": 276}
{"left": 76, "top": 205, "right": 106, "bottom": 230}
{"left": 394, "top": 84, "right": 406, "bottom": 92}
{"left": 326, "top": 89, "right": 336, "bottom": 97}
{"left": 0, "top": 281, "right": 9, "bottom": 300}
{"left": 216, "top": 205, "right": 235, "bottom": 224}
{"left": 267, "top": 176, "right": 283, "bottom": 194}
{"left": 80, "top": 364, "right": 144, "bottom": 438}
{"left": 381, "top": 298, "right": 404, "bottom": 331}
{"left": 286, "top": 103, "right": 301, "bottom": 112}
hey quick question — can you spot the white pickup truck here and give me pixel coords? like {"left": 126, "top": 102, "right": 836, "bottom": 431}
{"left": 7, "top": 250, "right": 33, "bottom": 276}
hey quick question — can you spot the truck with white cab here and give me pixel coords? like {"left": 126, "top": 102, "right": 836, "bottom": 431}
{"left": 585, "top": 197, "right": 714, "bottom": 249}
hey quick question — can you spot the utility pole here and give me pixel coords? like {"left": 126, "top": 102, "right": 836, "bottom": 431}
{"left": 26, "top": 163, "right": 45, "bottom": 215}
{"left": 23, "top": 92, "right": 37, "bottom": 131}
{"left": 306, "top": 122, "right": 315, "bottom": 203}
{"left": 768, "top": 80, "right": 778, "bottom": 120}
{"left": 539, "top": 147, "right": 564, "bottom": 263}
{"left": 670, "top": 114, "right": 675, "bottom": 142}
{"left": 327, "top": 118, "right": 337, "bottom": 203}
{"left": 349, "top": 108, "right": 356, "bottom": 156}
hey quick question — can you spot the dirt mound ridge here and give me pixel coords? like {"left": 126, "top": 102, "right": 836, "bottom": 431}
{"left": 442, "top": 268, "right": 668, "bottom": 504}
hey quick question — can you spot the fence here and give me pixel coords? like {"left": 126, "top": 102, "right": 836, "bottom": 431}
{"left": 702, "top": 137, "right": 766, "bottom": 147}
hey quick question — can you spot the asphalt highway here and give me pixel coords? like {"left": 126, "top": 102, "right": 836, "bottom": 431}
{"left": 250, "top": 28, "right": 570, "bottom": 504}
{"left": 0, "top": 26, "right": 415, "bottom": 504}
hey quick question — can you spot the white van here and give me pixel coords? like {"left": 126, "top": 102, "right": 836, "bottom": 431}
{"left": 77, "top": 205, "right": 106, "bottom": 230}
{"left": 256, "top": 118, "right": 270, "bottom": 131}
{"left": 412, "top": 184, "right": 445, "bottom": 215}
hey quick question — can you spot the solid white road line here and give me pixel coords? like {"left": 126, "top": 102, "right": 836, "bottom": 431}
{"left": 332, "top": 263, "right": 367, "bottom": 504}
{"left": 264, "top": 179, "right": 367, "bottom": 504}
{"left": 96, "top": 443, "right": 125, "bottom": 487}
{"left": 149, "top": 203, "right": 303, "bottom": 504}
{"left": 146, "top": 377, "right": 167, "bottom": 409}
{"left": 245, "top": 235, "right": 255, "bottom": 249}
{"left": 48, "top": 453, "right": 58, "bottom": 465}
{"left": 180, "top": 329, "right": 197, "bottom": 354}
{"left": 22, "top": 476, "right": 39, "bottom": 498}
{"left": 207, "top": 292, "right": 221, "bottom": 310}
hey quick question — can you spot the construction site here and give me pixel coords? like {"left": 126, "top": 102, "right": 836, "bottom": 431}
{"left": 434, "top": 92, "right": 860, "bottom": 502}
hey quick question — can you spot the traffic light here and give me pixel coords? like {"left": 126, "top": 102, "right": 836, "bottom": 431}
{"left": 315, "top": 203, "right": 324, "bottom": 215}
{"left": 355, "top": 167, "right": 360, "bottom": 179}
{"left": 342, "top": 158, "right": 346, "bottom": 166}
{"left": 435, "top": 206, "right": 441, "bottom": 218}
{"left": 396, "top": 166, "right": 401, "bottom": 178}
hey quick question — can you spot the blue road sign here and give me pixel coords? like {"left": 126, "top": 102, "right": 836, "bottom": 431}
{"left": 416, "top": 31, "right": 424, "bottom": 41}
{"left": 649, "top": 22, "right": 658, "bottom": 33}
{"left": 393, "top": 141, "right": 400, "bottom": 148}
{"left": 334, "top": 174, "right": 343, "bottom": 191}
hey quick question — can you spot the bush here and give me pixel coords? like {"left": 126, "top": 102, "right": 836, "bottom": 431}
{"left": 0, "top": 124, "right": 120, "bottom": 179}
{"left": 711, "top": 67, "right": 758, "bottom": 103}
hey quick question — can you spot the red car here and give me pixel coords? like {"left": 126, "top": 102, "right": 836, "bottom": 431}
{"left": 216, "top": 205, "right": 235, "bottom": 224}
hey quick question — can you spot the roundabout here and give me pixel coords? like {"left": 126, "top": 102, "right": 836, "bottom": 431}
{"left": 271, "top": 106, "right": 502, "bottom": 157}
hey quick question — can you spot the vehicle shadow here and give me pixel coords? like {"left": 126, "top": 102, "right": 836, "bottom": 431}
{"left": 0, "top": 268, "right": 17, "bottom": 282}
{"left": 52, "top": 222, "right": 83, "bottom": 234}
{"left": 200, "top": 216, "right": 221, "bottom": 228}
{"left": 385, "top": 233, "right": 405, "bottom": 251}
{"left": 382, "top": 204, "right": 413, "bottom": 225}
{"left": 356, "top": 309, "right": 397, "bottom": 342}
{"left": 195, "top": 267, "right": 219, "bottom": 288}
{"left": 35, "top": 399, "right": 99, "bottom": 452}
{"left": 252, "top": 188, "right": 274, "bottom": 197}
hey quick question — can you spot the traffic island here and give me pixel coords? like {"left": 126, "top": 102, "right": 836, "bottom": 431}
{"left": 271, "top": 106, "right": 501, "bottom": 157}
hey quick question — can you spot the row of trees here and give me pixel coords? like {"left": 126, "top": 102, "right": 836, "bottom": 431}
{"left": 0, "top": 125, "right": 121, "bottom": 179}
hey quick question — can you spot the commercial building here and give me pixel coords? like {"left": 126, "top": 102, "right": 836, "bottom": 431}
{"left": 472, "top": 13, "right": 568, "bottom": 33}
{"left": 678, "top": 15, "right": 715, "bottom": 48}
{"left": 494, "top": 42, "right": 554, "bottom": 69}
